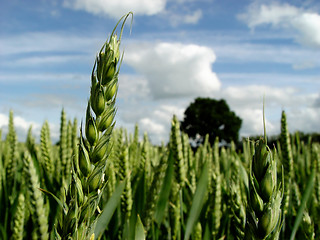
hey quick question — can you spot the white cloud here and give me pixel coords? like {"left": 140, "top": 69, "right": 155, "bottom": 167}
{"left": 292, "top": 12, "right": 320, "bottom": 47}
{"left": 218, "top": 72, "right": 320, "bottom": 90}
{"left": 213, "top": 42, "right": 320, "bottom": 66}
{"left": 223, "top": 85, "right": 317, "bottom": 113}
{"left": 138, "top": 104, "right": 185, "bottom": 144}
{"left": 140, "top": 118, "right": 165, "bottom": 136}
{"left": 63, "top": 0, "right": 166, "bottom": 18}
{"left": 314, "top": 93, "right": 320, "bottom": 108}
{"left": 155, "top": 104, "right": 185, "bottom": 120}
{"left": 14, "top": 116, "right": 37, "bottom": 131}
{"left": 286, "top": 107, "right": 320, "bottom": 133}
{"left": 167, "top": 9, "right": 203, "bottom": 26}
{"left": 62, "top": 0, "right": 202, "bottom": 25}
{"left": 238, "top": 2, "right": 320, "bottom": 47}
{"left": 222, "top": 85, "right": 300, "bottom": 109}
{"left": 117, "top": 83, "right": 320, "bottom": 143}
{"left": 0, "top": 72, "right": 89, "bottom": 84}
{"left": 183, "top": 9, "right": 202, "bottom": 24}
{"left": 218, "top": 84, "right": 320, "bottom": 137}
{"left": 239, "top": 2, "right": 299, "bottom": 27}
{"left": 118, "top": 74, "right": 149, "bottom": 101}
{"left": 0, "top": 32, "right": 101, "bottom": 56}
{"left": 0, "top": 113, "right": 41, "bottom": 142}
{"left": 116, "top": 96, "right": 187, "bottom": 144}
{"left": 2, "top": 55, "right": 85, "bottom": 68}
{"left": 0, "top": 114, "right": 8, "bottom": 129}
{"left": 20, "top": 93, "right": 82, "bottom": 110}
{"left": 125, "top": 42, "right": 221, "bottom": 99}
{"left": 292, "top": 61, "right": 315, "bottom": 70}
{"left": 238, "top": 108, "right": 264, "bottom": 136}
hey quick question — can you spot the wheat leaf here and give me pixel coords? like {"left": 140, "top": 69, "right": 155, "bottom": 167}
{"left": 94, "top": 180, "right": 126, "bottom": 239}
{"left": 135, "top": 215, "right": 146, "bottom": 240}
{"left": 289, "top": 169, "right": 315, "bottom": 240}
{"left": 184, "top": 161, "right": 209, "bottom": 240}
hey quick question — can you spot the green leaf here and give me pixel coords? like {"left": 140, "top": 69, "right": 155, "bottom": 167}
{"left": 135, "top": 215, "right": 146, "bottom": 240}
{"left": 289, "top": 169, "right": 315, "bottom": 240}
{"left": 154, "top": 151, "right": 174, "bottom": 224}
{"left": 0, "top": 224, "right": 7, "bottom": 240}
{"left": 239, "top": 160, "right": 249, "bottom": 193}
{"left": 39, "top": 188, "right": 67, "bottom": 215}
{"left": 94, "top": 180, "right": 126, "bottom": 239}
{"left": 184, "top": 161, "right": 209, "bottom": 240}
{"left": 203, "top": 223, "right": 210, "bottom": 240}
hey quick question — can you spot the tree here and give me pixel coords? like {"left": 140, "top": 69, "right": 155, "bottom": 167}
{"left": 181, "top": 97, "right": 242, "bottom": 146}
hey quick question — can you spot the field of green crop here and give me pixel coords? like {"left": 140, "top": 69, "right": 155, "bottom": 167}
{"left": 0, "top": 13, "right": 319, "bottom": 240}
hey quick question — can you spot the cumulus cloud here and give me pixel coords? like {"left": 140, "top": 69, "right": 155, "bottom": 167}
{"left": 238, "top": 2, "right": 320, "bottom": 47}
{"left": 237, "top": 108, "right": 274, "bottom": 136}
{"left": 219, "top": 84, "right": 320, "bottom": 137}
{"left": 116, "top": 93, "right": 187, "bottom": 144}
{"left": 139, "top": 118, "right": 166, "bottom": 138}
{"left": 314, "top": 93, "right": 320, "bottom": 108}
{"left": 238, "top": 2, "right": 299, "bottom": 27}
{"left": 222, "top": 85, "right": 301, "bottom": 108}
{"left": 285, "top": 106, "right": 320, "bottom": 133}
{"left": 118, "top": 74, "right": 149, "bottom": 101}
{"left": 0, "top": 113, "right": 42, "bottom": 142}
{"left": 63, "top": 0, "right": 166, "bottom": 18}
{"left": 125, "top": 42, "right": 221, "bottom": 99}
{"left": 62, "top": 0, "right": 202, "bottom": 25}
{"left": 117, "top": 82, "right": 320, "bottom": 143}
{"left": 137, "top": 103, "right": 185, "bottom": 143}
{"left": 0, "top": 114, "right": 7, "bottom": 129}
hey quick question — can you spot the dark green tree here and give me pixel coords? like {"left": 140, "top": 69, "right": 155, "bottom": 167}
{"left": 181, "top": 97, "right": 242, "bottom": 145}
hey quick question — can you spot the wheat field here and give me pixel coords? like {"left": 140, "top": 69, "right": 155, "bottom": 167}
{"left": 0, "top": 13, "right": 319, "bottom": 240}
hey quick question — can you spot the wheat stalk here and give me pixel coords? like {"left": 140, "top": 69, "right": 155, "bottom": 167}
{"left": 53, "top": 12, "right": 132, "bottom": 239}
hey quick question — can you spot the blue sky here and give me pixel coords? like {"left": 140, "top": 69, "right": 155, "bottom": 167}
{"left": 0, "top": 0, "right": 320, "bottom": 144}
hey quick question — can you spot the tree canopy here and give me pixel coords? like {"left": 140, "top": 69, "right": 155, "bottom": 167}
{"left": 181, "top": 97, "right": 242, "bottom": 145}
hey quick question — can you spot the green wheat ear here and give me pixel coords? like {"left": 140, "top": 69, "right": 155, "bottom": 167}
{"left": 143, "top": 151, "right": 168, "bottom": 231}
{"left": 5, "top": 110, "right": 17, "bottom": 196}
{"left": 40, "top": 121, "right": 53, "bottom": 180}
{"left": 229, "top": 153, "right": 246, "bottom": 240}
{"left": 280, "top": 110, "right": 294, "bottom": 216}
{"left": 119, "top": 146, "right": 133, "bottom": 219}
{"left": 206, "top": 137, "right": 221, "bottom": 239}
{"left": 245, "top": 106, "right": 284, "bottom": 240}
{"left": 170, "top": 115, "right": 186, "bottom": 189}
{"left": 168, "top": 115, "right": 185, "bottom": 240}
{"left": 10, "top": 193, "right": 25, "bottom": 240}
{"left": 53, "top": 12, "right": 133, "bottom": 239}
{"left": 24, "top": 152, "right": 49, "bottom": 240}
